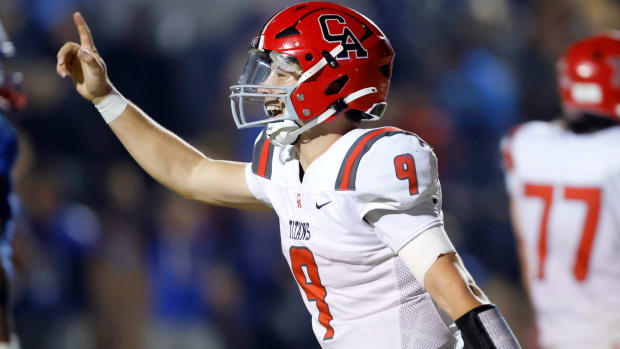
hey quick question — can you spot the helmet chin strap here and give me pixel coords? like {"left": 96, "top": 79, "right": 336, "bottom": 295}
{"left": 266, "top": 120, "right": 301, "bottom": 146}
{"left": 266, "top": 87, "right": 378, "bottom": 146}
{"left": 266, "top": 44, "right": 375, "bottom": 146}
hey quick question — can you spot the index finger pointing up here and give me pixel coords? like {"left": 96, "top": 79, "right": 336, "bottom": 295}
{"left": 73, "top": 12, "right": 95, "bottom": 51}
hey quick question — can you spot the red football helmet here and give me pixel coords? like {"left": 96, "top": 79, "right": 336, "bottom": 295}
{"left": 230, "top": 2, "right": 394, "bottom": 145}
{"left": 558, "top": 31, "right": 620, "bottom": 123}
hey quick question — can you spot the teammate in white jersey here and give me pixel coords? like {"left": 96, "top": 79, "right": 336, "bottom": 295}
{"left": 502, "top": 32, "right": 620, "bottom": 349}
{"left": 57, "top": 2, "right": 521, "bottom": 348}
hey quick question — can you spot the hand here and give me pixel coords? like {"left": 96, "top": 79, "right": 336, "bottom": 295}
{"left": 56, "top": 12, "right": 112, "bottom": 104}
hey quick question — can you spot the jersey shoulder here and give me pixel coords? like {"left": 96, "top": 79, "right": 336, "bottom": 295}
{"left": 501, "top": 120, "right": 559, "bottom": 145}
{"left": 250, "top": 129, "right": 295, "bottom": 182}
{"left": 250, "top": 130, "right": 276, "bottom": 180}
{"left": 501, "top": 121, "right": 620, "bottom": 170}
{"left": 592, "top": 124, "right": 620, "bottom": 147}
{"left": 500, "top": 121, "right": 561, "bottom": 172}
{"left": 336, "top": 127, "right": 439, "bottom": 211}
{"left": 503, "top": 121, "right": 620, "bottom": 147}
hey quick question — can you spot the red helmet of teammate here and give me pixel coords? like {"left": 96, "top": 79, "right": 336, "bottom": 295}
{"left": 230, "top": 2, "right": 394, "bottom": 145}
{"left": 558, "top": 31, "right": 620, "bottom": 123}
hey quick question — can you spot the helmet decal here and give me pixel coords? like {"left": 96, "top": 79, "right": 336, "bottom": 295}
{"left": 318, "top": 15, "right": 368, "bottom": 59}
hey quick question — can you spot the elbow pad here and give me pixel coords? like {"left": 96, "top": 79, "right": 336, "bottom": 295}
{"left": 455, "top": 304, "right": 521, "bottom": 349}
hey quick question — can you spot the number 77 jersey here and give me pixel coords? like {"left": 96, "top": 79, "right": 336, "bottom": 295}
{"left": 245, "top": 127, "right": 461, "bottom": 349}
{"left": 501, "top": 121, "right": 620, "bottom": 348}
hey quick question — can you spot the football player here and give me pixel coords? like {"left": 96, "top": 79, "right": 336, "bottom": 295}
{"left": 0, "top": 19, "right": 24, "bottom": 349}
{"left": 57, "top": 3, "right": 521, "bottom": 348}
{"left": 502, "top": 32, "right": 620, "bottom": 349}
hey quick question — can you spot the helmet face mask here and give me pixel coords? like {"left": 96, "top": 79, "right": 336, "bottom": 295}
{"left": 230, "top": 50, "right": 303, "bottom": 131}
{"left": 229, "top": 2, "right": 394, "bottom": 145}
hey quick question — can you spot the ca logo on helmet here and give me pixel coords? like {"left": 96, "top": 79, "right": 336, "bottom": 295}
{"left": 318, "top": 14, "right": 368, "bottom": 60}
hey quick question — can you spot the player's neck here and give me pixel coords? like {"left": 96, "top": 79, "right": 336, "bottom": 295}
{"left": 296, "top": 133, "right": 343, "bottom": 171}
{"left": 296, "top": 116, "right": 359, "bottom": 171}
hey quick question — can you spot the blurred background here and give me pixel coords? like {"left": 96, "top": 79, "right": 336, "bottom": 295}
{"left": 0, "top": 0, "right": 619, "bottom": 348}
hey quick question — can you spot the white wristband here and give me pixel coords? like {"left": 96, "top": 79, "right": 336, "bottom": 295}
{"left": 95, "top": 89, "right": 128, "bottom": 124}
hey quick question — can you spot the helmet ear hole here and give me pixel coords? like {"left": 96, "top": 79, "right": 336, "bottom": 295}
{"left": 380, "top": 64, "right": 391, "bottom": 78}
{"left": 325, "top": 75, "right": 349, "bottom": 95}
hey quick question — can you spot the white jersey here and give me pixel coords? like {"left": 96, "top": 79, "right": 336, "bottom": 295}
{"left": 245, "top": 127, "right": 461, "bottom": 349}
{"left": 502, "top": 121, "right": 620, "bottom": 348}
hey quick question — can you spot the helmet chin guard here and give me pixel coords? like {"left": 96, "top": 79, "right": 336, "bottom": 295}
{"left": 265, "top": 86, "right": 379, "bottom": 146}
{"left": 266, "top": 120, "right": 301, "bottom": 146}
{"left": 230, "top": 45, "right": 344, "bottom": 132}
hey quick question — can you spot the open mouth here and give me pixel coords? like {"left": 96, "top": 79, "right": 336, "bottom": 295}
{"left": 265, "top": 100, "right": 285, "bottom": 117}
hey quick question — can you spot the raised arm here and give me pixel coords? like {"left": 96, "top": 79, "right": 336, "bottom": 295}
{"left": 56, "top": 12, "right": 264, "bottom": 209}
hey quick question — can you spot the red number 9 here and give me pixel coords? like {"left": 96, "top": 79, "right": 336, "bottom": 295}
{"left": 394, "top": 154, "right": 418, "bottom": 195}
{"left": 290, "top": 247, "right": 334, "bottom": 340}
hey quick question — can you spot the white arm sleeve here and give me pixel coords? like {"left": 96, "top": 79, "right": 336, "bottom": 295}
{"left": 397, "top": 225, "right": 456, "bottom": 286}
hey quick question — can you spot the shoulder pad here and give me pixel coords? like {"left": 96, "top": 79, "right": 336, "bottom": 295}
{"left": 251, "top": 130, "right": 275, "bottom": 180}
{"left": 337, "top": 127, "right": 440, "bottom": 212}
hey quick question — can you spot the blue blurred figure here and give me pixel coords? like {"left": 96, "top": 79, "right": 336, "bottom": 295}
{"left": 0, "top": 19, "right": 26, "bottom": 349}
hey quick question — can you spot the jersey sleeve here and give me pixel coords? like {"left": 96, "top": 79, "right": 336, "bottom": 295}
{"left": 355, "top": 132, "right": 444, "bottom": 253}
{"left": 244, "top": 130, "right": 274, "bottom": 207}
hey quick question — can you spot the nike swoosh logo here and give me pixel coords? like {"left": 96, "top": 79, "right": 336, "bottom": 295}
{"left": 315, "top": 201, "right": 332, "bottom": 209}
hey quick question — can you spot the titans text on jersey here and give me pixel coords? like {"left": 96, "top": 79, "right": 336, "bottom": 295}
{"left": 289, "top": 220, "right": 311, "bottom": 241}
